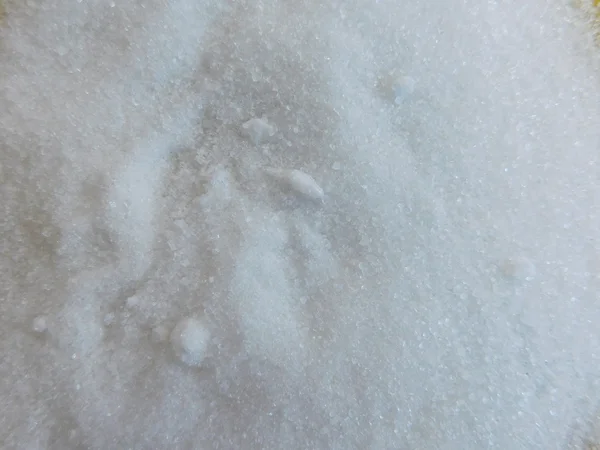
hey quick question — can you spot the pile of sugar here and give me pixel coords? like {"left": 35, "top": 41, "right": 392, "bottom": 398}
{"left": 2, "top": 0, "right": 600, "bottom": 448}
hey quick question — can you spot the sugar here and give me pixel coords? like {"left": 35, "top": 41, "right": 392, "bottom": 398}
{"left": 170, "top": 317, "right": 211, "bottom": 367}
{"left": 2, "top": 0, "right": 600, "bottom": 448}
{"left": 125, "top": 295, "right": 140, "bottom": 309}
{"left": 264, "top": 167, "right": 325, "bottom": 203}
{"left": 500, "top": 256, "right": 537, "bottom": 282}
{"left": 241, "top": 117, "right": 277, "bottom": 145}
{"left": 32, "top": 316, "right": 47, "bottom": 334}
{"left": 151, "top": 325, "right": 170, "bottom": 344}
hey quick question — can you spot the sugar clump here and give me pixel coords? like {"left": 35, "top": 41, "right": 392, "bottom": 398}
{"left": 265, "top": 167, "right": 325, "bottom": 202}
{"left": 32, "top": 316, "right": 47, "bottom": 334}
{"left": 241, "top": 117, "right": 276, "bottom": 145}
{"left": 170, "top": 317, "right": 211, "bottom": 367}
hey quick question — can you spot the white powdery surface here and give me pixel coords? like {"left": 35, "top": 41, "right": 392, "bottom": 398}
{"left": 1, "top": 0, "right": 600, "bottom": 449}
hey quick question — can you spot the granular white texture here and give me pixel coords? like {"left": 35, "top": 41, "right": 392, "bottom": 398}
{"left": 170, "top": 317, "right": 211, "bottom": 367}
{"left": 2, "top": 0, "right": 600, "bottom": 449}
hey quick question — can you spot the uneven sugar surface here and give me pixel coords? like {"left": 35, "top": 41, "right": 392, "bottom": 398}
{"left": 2, "top": 0, "right": 600, "bottom": 449}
